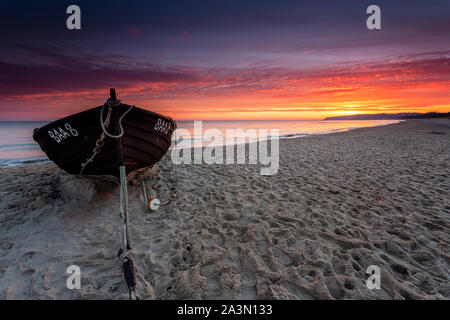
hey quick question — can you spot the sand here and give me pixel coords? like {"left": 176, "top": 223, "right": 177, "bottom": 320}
{"left": 0, "top": 119, "right": 449, "bottom": 300}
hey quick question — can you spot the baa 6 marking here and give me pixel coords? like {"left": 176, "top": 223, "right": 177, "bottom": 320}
{"left": 154, "top": 118, "right": 172, "bottom": 134}
{"left": 48, "top": 123, "right": 79, "bottom": 143}
{"left": 177, "top": 304, "right": 272, "bottom": 318}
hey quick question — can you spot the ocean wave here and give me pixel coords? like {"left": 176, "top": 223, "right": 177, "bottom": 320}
{"left": 0, "top": 157, "right": 49, "bottom": 167}
{"left": 0, "top": 143, "right": 39, "bottom": 149}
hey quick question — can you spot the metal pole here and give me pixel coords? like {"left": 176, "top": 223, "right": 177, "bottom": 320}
{"left": 141, "top": 178, "right": 148, "bottom": 204}
{"left": 119, "top": 166, "right": 131, "bottom": 250}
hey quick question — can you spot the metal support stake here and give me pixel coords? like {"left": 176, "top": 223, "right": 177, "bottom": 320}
{"left": 119, "top": 166, "right": 131, "bottom": 254}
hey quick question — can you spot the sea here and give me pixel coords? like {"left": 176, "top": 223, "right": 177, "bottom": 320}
{"left": 0, "top": 120, "right": 401, "bottom": 166}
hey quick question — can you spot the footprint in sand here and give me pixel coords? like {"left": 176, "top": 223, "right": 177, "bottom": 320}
{"left": 211, "top": 230, "right": 225, "bottom": 247}
{"left": 239, "top": 271, "right": 257, "bottom": 299}
{"left": 181, "top": 243, "right": 195, "bottom": 267}
{"left": 282, "top": 281, "right": 314, "bottom": 300}
{"left": 230, "top": 247, "right": 242, "bottom": 271}
{"left": 272, "top": 247, "right": 293, "bottom": 266}
{"left": 18, "top": 263, "right": 35, "bottom": 277}
{"left": 344, "top": 278, "right": 356, "bottom": 291}
{"left": 22, "top": 251, "right": 35, "bottom": 260}
{"left": 255, "top": 230, "right": 268, "bottom": 255}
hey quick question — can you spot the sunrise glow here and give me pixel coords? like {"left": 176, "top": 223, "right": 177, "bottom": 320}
{"left": 0, "top": 1, "right": 449, "bottom": 121}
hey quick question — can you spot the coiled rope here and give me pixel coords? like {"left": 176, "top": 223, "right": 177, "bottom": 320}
{"left": 80, "top": 103, "right": 133, "bottom": 174}
{"left": 100, "top": 104, "right": 134, "bottom": 139}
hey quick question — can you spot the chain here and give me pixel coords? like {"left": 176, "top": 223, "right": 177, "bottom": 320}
{"left": 79, "top": 106, "right": 112, "bottom": 174}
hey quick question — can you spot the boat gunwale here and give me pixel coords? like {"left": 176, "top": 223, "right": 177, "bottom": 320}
{"left": 32, "top": 104, "right": 176, "bottom": 138}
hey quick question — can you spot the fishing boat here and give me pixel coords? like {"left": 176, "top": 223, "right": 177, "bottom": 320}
{"left": 33, "top": 88, "right": 177, "bottom": 178}
{"left": 33, "top": 89, "right": 177, "bottom": 299}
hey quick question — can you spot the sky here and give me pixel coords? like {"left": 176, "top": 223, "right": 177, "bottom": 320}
{"left": 0, "top": 0, "right": 449, "bottom": 120}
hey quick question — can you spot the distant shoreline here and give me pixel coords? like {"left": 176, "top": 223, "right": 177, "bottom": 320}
{"left": 0, "top": 120, "right": 402, "bottom": 166}
{"left": 324, "top": 112, "right": 450, "bottom": 121}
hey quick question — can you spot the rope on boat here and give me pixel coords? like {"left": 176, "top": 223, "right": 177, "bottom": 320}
{"left": 100, "top": 104, "right": 134, "bottom": 139}
{"left": 79, "top": 103, "right": 133, "bottom": 174}
{"left": 141, "top": 177, "right": 175, "bottom": 208}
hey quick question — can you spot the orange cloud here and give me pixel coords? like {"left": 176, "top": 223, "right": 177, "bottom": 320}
{"left": 1, "top": 49, "right": 449, "bottom": 120}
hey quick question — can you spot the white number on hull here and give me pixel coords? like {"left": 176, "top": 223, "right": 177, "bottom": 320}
{"left": 48, "top": 123, "right": 78, "bottom": 143}
{"left": 154, "top": 118, "right": 171, "bottom": 135}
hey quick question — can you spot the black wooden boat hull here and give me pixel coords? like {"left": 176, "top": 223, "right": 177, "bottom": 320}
{"left": 33, "top": 104, "right": 176, "bottom": 178}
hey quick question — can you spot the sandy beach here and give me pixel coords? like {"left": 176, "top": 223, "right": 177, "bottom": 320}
{"left": 0, "top": 119, "right": 449, "bottom": 300}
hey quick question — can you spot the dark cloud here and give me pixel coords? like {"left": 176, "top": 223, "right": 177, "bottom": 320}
{"left": 2, "top": 44, "right": 448, "bottom": 101}
{"left": 169, "top": 30, "right": 192, "bottom": 41}
{"left": 128, "top": 27, "right": 142, "bottom": 37}
{"left": 0, "top": 45, "right": 199, "bottom": 97}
